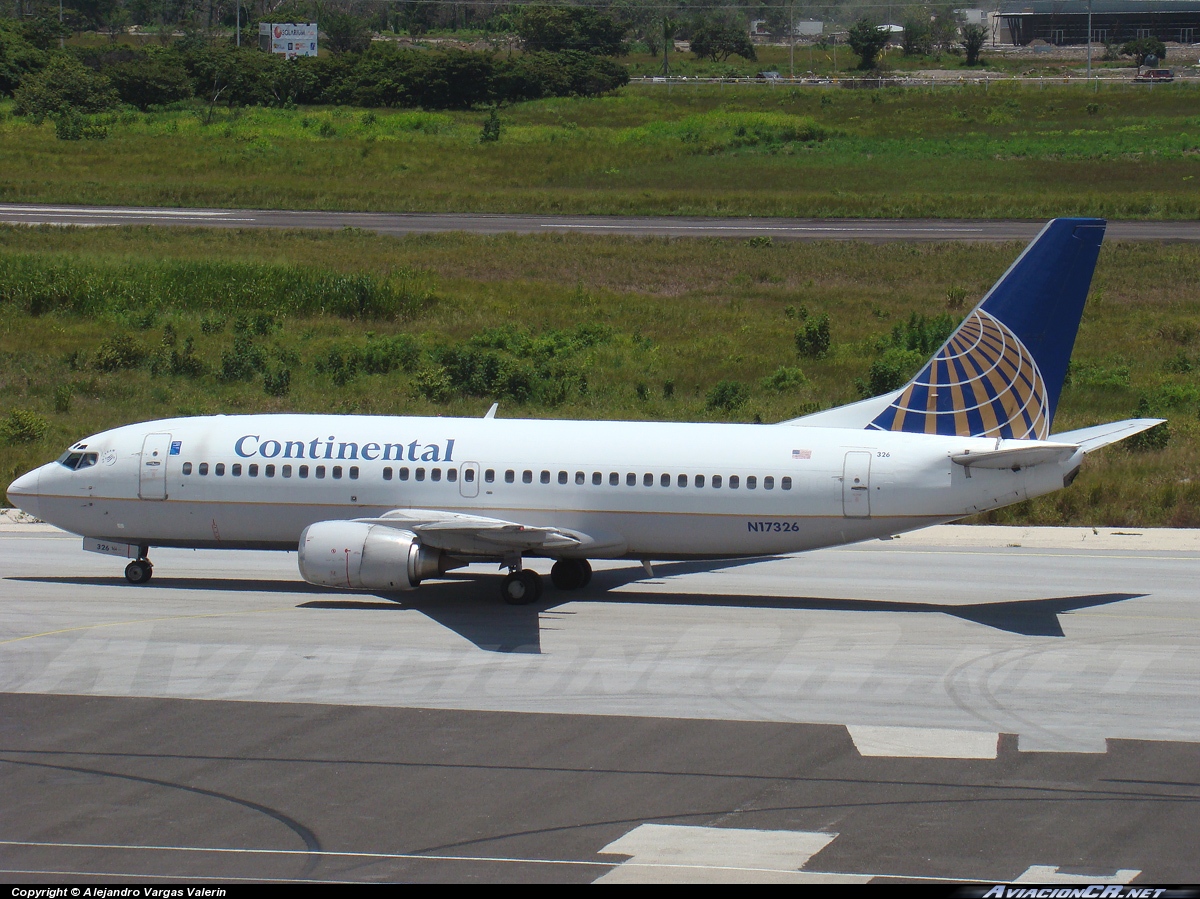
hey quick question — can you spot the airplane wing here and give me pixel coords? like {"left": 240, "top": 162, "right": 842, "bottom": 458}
{"left": 352, "top": 509, "right": 626, "bottom": 556}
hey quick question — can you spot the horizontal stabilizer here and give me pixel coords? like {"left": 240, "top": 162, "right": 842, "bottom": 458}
{"left": 951, "top": 442, "right": 1078, "bottom": 471}
{"left": 1050, "top": 418, "right": 1166, "bottom": 453}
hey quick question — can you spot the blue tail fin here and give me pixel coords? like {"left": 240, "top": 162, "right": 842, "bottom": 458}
{"left": 868, "top": 218, "right": 1105, "bottom": 439}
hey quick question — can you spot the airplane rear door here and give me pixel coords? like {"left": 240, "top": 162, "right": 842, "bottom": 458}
{"left": 138, "top": 432, "right": 172, "bottom": 500}
{"left": 842, "top": 451, "right": 872, "bottom": 518}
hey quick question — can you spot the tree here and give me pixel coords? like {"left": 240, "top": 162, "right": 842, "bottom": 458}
{"left": 1120, "top": 36, "right": 1166, "bottom": 67}
{"left": 846, "top": 18, "right": 888, "bottom": 70}
{"left": 320, "top": 8, "right": 373, "bottom": 54}
{"left": 961, "top": 24, "right": 987, "bottom": 66}
{"left": 516, "top": 5, "right": 627, "bottom": 56}
{"left": 689, "top": 18, "right": 756, "bottom": 64}
{"left": 901, "top": 18, "right": 931, "bottom": 56}
{"left": 13, "top": 54, "right": 119, "bottom": 122}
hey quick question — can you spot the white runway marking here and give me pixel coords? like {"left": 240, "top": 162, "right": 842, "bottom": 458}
{"left": 848, "top": 725, "right": 999, "bottom": 758}
{"left": 1014, "top": 865, "right": 1141, "bottom": 884}
{"left": 595, "top": 824, "right": 870, "bottom": 883}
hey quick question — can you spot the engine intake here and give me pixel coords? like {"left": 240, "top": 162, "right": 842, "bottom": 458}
{"left": 298, "top": 521, "right": 452, "bottom": 591}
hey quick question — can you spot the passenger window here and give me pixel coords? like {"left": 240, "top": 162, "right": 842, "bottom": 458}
{"left": 782, "top": 476, "right": 792, "bottom": 490}
{"left": 332, "top": 466, "right": 342, "bottom": 480}
{"left": 447, "top": 468, "right": 457, "bottom": 482}
{"left": 300, "top": 465, "right": 309, "bottom": 478}
{"left": 216, "top": 463, "right": 227, "bottom": 476}
{"left": 383, "top": 467, "right": 392, "bottom": 481}
{"left": 558, "top": 471, "right": 568, "bottom": 485}
{"left": 678, "top": 474, "right": 687, "bottom": 487}
{"left": 266, "top": 464, "right": 276, "bottom": 478}
{"left": 713, "top": 475, "right": 722, "bottom": 488}
{"left": 349, "top": 466, "right": 359, "bottom": 480}
{"left": 626, "top": 473, "right": 636, "bottom": 486}
{"left": 523, "top": 470, "right": 533, "bottom": 484}
{"left": 576, "top": 471, "right": 585, "bottom": 485}
{"left": 431, "top": 468, "right": 441, "bottom": 482}
{"left": 505, "top": 470, "right": 515, "bottom": 484}
{"left": 643, "top": 473, "right": 653, "bottom": 487}
{"left": 415, "top": 468, "right": 425, "bottom": 481}
{"left": 249, "top": 464, "right": 259, "bottom": 477}
{"left": 485, "top": 469, "right": 495, "bottom": 483}
{"left": 541, "top": 471, "right": 550, "bottom": 484}
{"left": 609, "top": 472, "right": 619, "bottom": 486}
{"left": 183, "top": 462, "right": 193, "bottom": 475}
{"left": 764, "top": 476, "right": 774, "bottom": 490}
{"left": 592, "top": 472, "right": 602, "bottom": 486}
{"left": 199, "top": 463, "right": 209, "bottom": 476}
{"left": 729, "top": 475, "right": 739, "bottom": 489}
{"left": 464, "top": 469, "right": 475, "bottom": 483}
{"left": 747, "top": 476, "right": 756, "bottom": 489}
{"left": 230, "top": 463, "right": 240, "bottom": 476}
{"left": 695, "top": 474, "right": 705, "bottom": 488}
{"left": 316, "top": 466, "right": 326, "bottom": 479}
{"left": 399, "top": 467, "right": 410, "bottom": 481}
{"left": 660, "top": 473, "right": 670, "bottom": 487}
{"left": 283, "top": 465, "right": 293, "bottom": 478}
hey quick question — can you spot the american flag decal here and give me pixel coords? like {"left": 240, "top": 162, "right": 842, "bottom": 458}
{"left": 792, "top": 449, "right": 812, "bottom": 460}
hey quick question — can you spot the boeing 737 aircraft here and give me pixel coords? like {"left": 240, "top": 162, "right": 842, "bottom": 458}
{"left": 5, "top": 218, "right": 1161, "bottom": 603}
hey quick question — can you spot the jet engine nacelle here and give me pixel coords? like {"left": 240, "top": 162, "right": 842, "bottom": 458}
{"left": 298, "top": 521, "right": 449, "bottom": 591}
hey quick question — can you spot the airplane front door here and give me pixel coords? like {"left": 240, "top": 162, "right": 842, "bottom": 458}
{"left": 459, "top": 462, "right": 480, "bottom": 498}
{"left": 139, "top": 432, "right": 172, "bottom": 500}
{"left": 842, "top": 451, "right": 872, "bottom": 518}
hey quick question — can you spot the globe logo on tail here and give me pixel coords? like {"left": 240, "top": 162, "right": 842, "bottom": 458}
{"left": 869, "top": 309, "right": 1050, "bottom": 440}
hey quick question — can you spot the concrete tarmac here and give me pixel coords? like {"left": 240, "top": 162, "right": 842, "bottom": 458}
{"left": 1, "top": 524, "right": 1198, "bottom": 882}
{"left": 3, "top": 203, "right": 1200, "bottom": 242}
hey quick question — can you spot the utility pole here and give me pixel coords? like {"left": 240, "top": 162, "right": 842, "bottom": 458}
{"left": 1086, "top": 0, "right": 1093, "bottom": 80}
{"left": 789, "top": 0, "right": 795, "bottom": 78}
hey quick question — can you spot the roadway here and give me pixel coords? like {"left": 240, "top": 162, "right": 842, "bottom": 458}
{"left": 3, "top": 203, "right": 1200, "bottom": 242}
{"left": 2, "top": 523, "right": 1198, "bottom": 883}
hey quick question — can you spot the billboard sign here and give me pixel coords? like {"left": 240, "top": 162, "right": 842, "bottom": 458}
{"left": 264, "top": 23, "right": 318, "bottom": 58}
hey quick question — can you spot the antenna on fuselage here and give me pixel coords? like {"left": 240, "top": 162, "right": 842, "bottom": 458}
{"left": 483, "top": 403, "right": 499, "bottom": 419}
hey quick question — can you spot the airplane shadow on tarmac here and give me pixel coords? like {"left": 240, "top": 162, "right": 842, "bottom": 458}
{"left": 10, "top": 561, "right": 1147, "bottom": 654}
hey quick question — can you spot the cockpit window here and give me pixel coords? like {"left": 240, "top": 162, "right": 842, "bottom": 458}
{"left": 57, "top": 451, "right": 97, "bottom": 471}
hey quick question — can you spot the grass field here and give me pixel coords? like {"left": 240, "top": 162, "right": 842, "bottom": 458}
{"left": 2, "top": 224, "right": 1198, "bottom": 526}
{"left": 1, "top": 81, "right": 1199, "bottom": 217}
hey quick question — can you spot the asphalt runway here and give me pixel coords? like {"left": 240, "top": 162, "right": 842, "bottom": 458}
{"left": 3, "top": 203, "right": 1200, "bottom": 242}
{"left": 2, "top": 524, "right": 1198, "bottom": 883}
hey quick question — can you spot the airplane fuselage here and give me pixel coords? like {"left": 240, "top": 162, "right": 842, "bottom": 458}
{"left": 9, "top": 413, "right": 1076, "bottom": 559}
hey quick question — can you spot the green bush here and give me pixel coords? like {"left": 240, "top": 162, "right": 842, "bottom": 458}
{"left": 761, "top": 365, "right": 807, "bottom": 392}
{"left": 1, "top": 409, "right": 50, "bottom": 444}
{"left": 94, "top": 335, "right": 147, "bottom": 371}
{"left": 706, "top": 379, "right": 749, "bottom": 412}
{"left": 857, "top": 347, "right": 925, "bottom": 398}
{"left": 795, "top": 314, "right": 830, "bottom": 359}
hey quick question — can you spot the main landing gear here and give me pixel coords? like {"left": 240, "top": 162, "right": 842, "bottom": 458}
{"left": 550, "top": 558, "right": 592, "bottom": 591}
{"left": 124, "top": 557, "right": 153, "bottom": 585}
{"left": 500, "top": 558, "right": 593, "bottom": 604}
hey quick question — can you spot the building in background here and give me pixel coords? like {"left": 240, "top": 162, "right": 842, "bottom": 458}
{"left": 999, "top": 0, "right": 1200, "bottom": 46}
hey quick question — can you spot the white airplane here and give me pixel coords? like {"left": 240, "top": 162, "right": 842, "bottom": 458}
{"left": 6, "top": 218, "right": 1161, "bottom": 604}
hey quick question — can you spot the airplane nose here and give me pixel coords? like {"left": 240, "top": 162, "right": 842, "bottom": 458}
{"left": 6, "top": 469, "right": 40, "bottom": 520}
